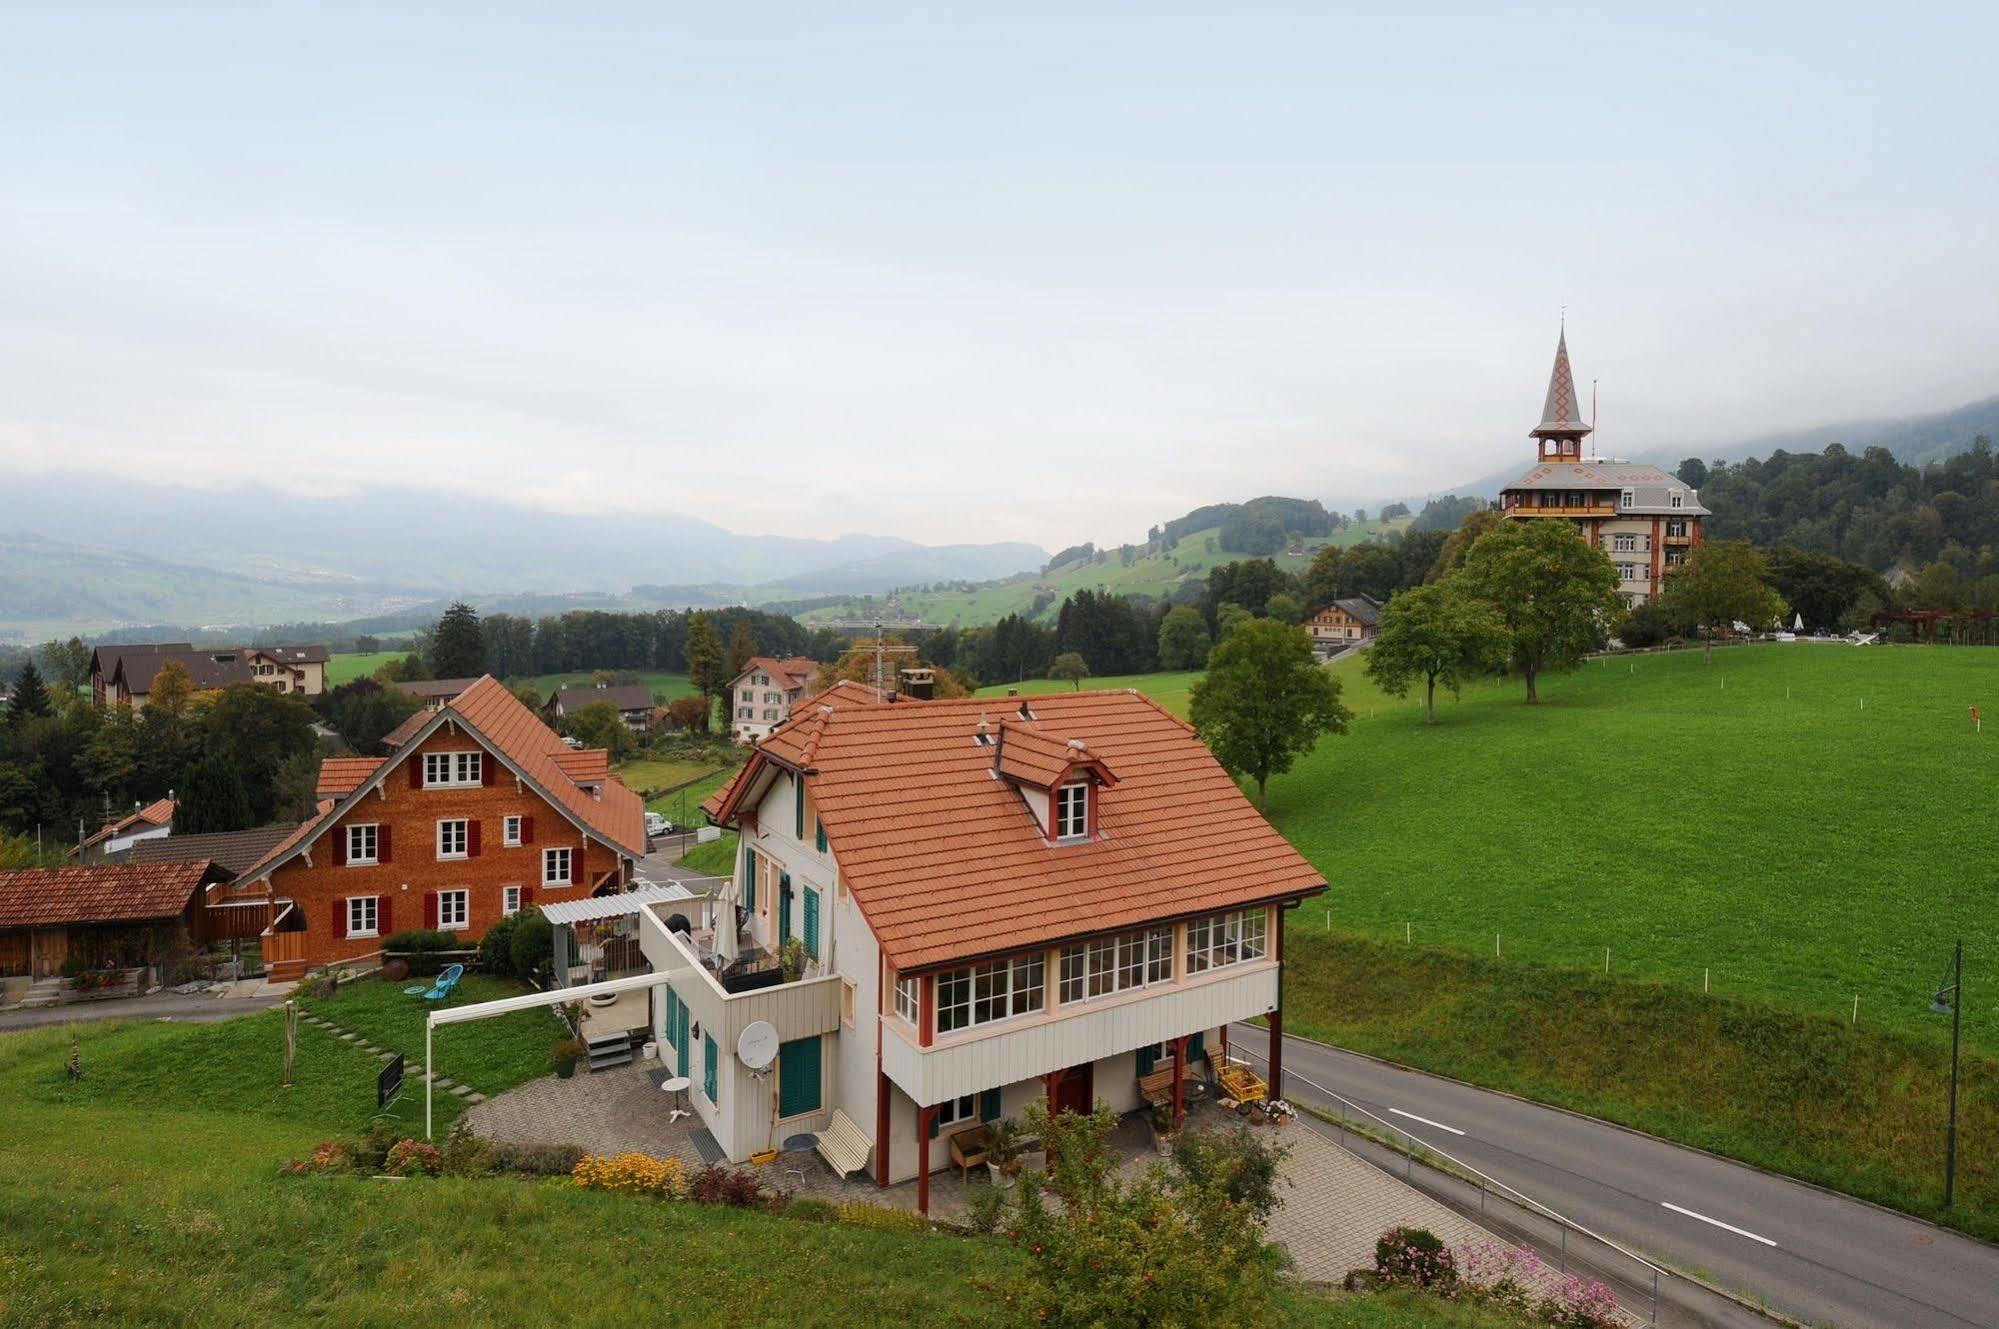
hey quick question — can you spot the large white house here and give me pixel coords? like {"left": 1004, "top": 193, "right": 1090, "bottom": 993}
{"left": 635, "top": 679, "right": 1326, "bottom": 1213}
{"left": 725, "top": 656, "right": 819, "bottom": 744}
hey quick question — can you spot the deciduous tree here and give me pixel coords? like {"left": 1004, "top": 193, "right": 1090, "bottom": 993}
{"left": 1458, "top": 520, "right": 1623, "bottom": 703}
{"left": 1047, "top": 652, "right": 1090, "bottom": 690}
{"left": 1190, "top": 619, "right": 1350, "bottom": 807}
{"left": 1364, "top": 583, "right": 1505, "bottom": 724}
{"left": 564, "top": 699, "right": 634, "bottom": 758}
{"left": 1658, "top": 540, "right": 1789, "bottom": 662}
{"left": 1156, "top": 605, "right": 1212, "bottom": 670}
{"left": 37, "top": 638, "right": 90, "bottom": 695}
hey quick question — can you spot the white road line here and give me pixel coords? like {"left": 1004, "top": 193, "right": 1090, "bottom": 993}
{"left": 1388, "top": 1107, "right": 1466, "bottom": 1136}
{"left": 1661, "top": 1201, "right": 1779, "bottom": 1248}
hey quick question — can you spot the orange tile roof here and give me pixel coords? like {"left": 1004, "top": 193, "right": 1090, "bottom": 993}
{"left": 708, "top": 690, "right": 1326, "bottom": 970}
{"left": 551, "top": 748, "right": 610, "bottom": 784}
{"left": 316, "top": 758, "right": 384, "bottom": 799}
{"left": 76, "top": 797, "right": 177, "bottom": 852}
{"left": 379, "top": 710, "right": 429, "bottom": 750}
{"left": 735, "top": 655, "right": 819, "bottom": 691}
{"left": 0, "top": 861, "right": 219, "bottom": 927}
{"left": 992, "top": 720, "right": 1118, "bottom": 790}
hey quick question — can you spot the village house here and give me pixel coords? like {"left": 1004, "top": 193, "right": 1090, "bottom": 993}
{"left": 0, "top": 860, "right": 231, "bottom": 983}
{"left": 394, "top": 677, "right": 484, "bottom": 711}
{"left": 546, "top": 682, "right": 654, "bottom": 733}
{"left": 213, "top": 676, "right": 646, "bottom": 981}
{"left": 243, "top": 645, "right": 330, "bottom": 696}
{"left": 1500, "top": 329, "right": 1708, "bottom": 608}
{"left": 1306, "top": 595, "right": 1381, "bottom": 655}
{"left": 90, "top": 642, "right": 331, "bottom": 708}
{"left": 71, "top": 796, "right": 176, "bottom": 863}
{"left": 726, "top": 655, "right": 819, "bottom": 744}
{"left": 632, "top": 680, "right": 1326, "bottom": 1214}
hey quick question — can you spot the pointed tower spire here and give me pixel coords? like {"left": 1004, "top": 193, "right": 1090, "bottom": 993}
{"left": 1531, "top": 326, "right": 1592, "bottom": 461}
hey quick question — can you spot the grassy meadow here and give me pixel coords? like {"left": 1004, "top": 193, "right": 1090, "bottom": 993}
{"left": 529, "top": 669, "right": 695, "bottom": 702}
{"left": 977, "top": 668, "right": 1203, "bottom": 716}
{"left": 326, "top": 650, "right": 408, "bottom": 685}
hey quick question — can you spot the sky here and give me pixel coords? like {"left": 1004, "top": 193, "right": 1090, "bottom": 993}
{"left": 3, "top": 3, "right": 1997, "bottom": 550}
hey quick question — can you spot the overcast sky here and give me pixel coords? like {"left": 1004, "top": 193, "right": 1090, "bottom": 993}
{"left": 4, "top": 4, "right": 1996, "bottom": 549}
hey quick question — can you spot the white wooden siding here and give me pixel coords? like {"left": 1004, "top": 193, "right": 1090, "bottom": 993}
{"left": 881, "top": 962, "right": 1278, "bottom": 1106}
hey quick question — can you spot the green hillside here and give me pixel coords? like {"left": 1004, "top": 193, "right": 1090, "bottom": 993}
{"left": 797, "top": 517, "right": 1411, "bottom": 628}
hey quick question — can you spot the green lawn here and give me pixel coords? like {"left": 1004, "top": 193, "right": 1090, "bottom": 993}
{"left": 299, "top": 973, "right": 565, "bottom": 1103}
{"left": 326, "top": 650, "right": 407, "bottom": 685}
{"left": 976, "top": 669, "right": 1203, "bottom": 717}
{"left": 531, "top": 669, "right": 695, "bottom": 702}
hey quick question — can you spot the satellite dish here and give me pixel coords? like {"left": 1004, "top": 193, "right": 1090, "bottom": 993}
{"left": 737, "top": 1020, "right": 779, "bottom": 1071}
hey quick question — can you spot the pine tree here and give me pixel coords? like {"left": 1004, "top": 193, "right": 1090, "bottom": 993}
{"left": 175, "top": 753, "right": 254, "bottom": 834}
{"left": 726, "top": 618, "right": 757, "bottom": 680}
{"left": 682, "top": 612, "right": 726, "bottom": 733}
{"left": 6, "top": 660, "right": 51, "bottom": 720}
{"left": 431, "top": 602, "right": 485, "bottom": 679}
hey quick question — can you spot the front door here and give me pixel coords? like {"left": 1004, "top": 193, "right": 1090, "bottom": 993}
{"left": 1052, "top": 1061, "right": 1093, "bottom": 1118}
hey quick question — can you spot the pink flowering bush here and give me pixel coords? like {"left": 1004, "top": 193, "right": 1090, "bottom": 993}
{"left": 383, "top": 1138, "right": 442, "bottom": 1177}
{"left": 1375, "top": 1225, "right": 1457, "bottom": 1288}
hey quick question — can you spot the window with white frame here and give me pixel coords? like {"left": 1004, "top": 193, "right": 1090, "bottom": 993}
{"left": 436, "top": 819, "right": 468, "bottom": 860}
{"left": 1054, "top": 783, "right": 1090, "bottom": 839}
{"left": 893, "top": 975, "right": 919, "bottom": 1024}
{"left": 423, "top": 751, "right": 482, "bottom": 787}
{"left": 1620, "top": 489, "right": 1634, "bottom": 508}
{"left": 1612, "top": 533, "right": 1636, "bottom": 553}
{"left": 345, "top": 824, "right": 378, "bottom": 865}
{"left": 503, "top": 885, "right": 522, "bottom": 915}
{"left": 437, "top": 889, "right": 469, "bottom": 930}
{"left": 1670, "top": 492, "right": 1684, "bottom": 508}
{"left": 503, "top": 815, "right": 522, "bottom": 847}
{"left": 936, "top": 952, "right": 1045, "bottom": 1034}
{"left": 1185, "top": 908, "right": 1269, "bottom": 975}
{"left": 934, "top": 1093, "right": 979, "bottom": 1128}
{"left": 346, "top": 895, "right": 379, "bottom": 938}
{"left": 1058, "top": 927, "right": 1171, "bottom": 1004}
{"left": 543, "top": 846, "right": 572, "bottom": 887}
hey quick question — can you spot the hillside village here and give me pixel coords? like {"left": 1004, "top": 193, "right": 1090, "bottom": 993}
{"left": 5, "top": 331, "right": 1996, "bottom": 1329}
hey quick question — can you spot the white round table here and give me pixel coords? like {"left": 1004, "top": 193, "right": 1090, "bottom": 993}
{"left": 660, "top": 1075, "right": 692, "bottom": 1122}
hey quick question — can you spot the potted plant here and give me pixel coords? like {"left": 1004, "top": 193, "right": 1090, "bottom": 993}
{"left": 1149, "top": 1102, "right": 1178, "bottom": 1153}
{"left": 551, "top": 1037, "right": 586, "bottom": 1079}
{"left": 985, "top": 1117, "right": 1024, "bottom": 1188}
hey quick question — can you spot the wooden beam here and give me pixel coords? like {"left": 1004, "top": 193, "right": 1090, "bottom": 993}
{"left": 875, "top": 1069, "right": 891, "bottom": 1189}
{"left": 916, "top": 1104, "right": 935, "bottom": 1216}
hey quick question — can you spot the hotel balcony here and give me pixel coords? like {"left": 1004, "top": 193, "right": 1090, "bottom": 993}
{"left": 1511, "top": 504, "right": 1617, "bottom": 517}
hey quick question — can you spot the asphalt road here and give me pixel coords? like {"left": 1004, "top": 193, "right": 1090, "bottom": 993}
{"left": 1232, "top": 1024, "right": 1999, "bottom": 1329}
{"left": 0, "top": 989, "right": 286, "bottom": 1033}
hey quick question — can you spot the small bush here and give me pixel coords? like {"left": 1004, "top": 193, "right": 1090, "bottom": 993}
{"left": 305, "top": 973, "right": 340, "bottom": 1000}
{"left": 1376, "top": 1226, "right": 1455, "bottom": 1288}
{"left": 440, "top": 1123, "right": 494, "bottom": 1178}
{"left": 383, "top": 1139, "right": 442, "bottom": 1177}
{"left": 355, "top": 1121, "right": 399, "bottom": 1172}
{"left": 1172, "top": 1125, "right": 1289, "bottom": 1223}
{"left": 572, "top": 1152, "right": 686, "bottom": 1198}
{"left": 783, "top": 1196, "right": 839, "bottom": 1224}
{"left": 489, "top": 1142, "right": 585, "bottom": 1177}
{"left": 964, "top": 1183, "right": 1009, "bottom": 1236}
{"left": 478, "top": 913, "right": 520, "bottom": 976}
{"left": 836, "top": 1201, "right": 928, "bottom": 1232}
{"left": 686, "top": 1164, "right": 775, "bottom": 1209}
{"left": 509, "top": 910, "right": 554, "bottom": 982}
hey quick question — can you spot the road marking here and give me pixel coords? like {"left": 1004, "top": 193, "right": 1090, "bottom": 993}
{"left": 1660, "top": 1202, "right": 1778, "bottom": 1247}
{"left": 1388, "top": 1107, "right": 1465, "bottom": 1136}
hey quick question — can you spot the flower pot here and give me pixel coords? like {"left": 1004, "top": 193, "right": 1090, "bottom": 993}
{"left": 554, "top": 1058, "right": 578, "bottom": 1080}
{"left": 986, "top": 1160, "right": 1018, "bottom": 1189}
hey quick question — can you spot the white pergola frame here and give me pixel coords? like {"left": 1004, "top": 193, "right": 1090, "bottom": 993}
{"left": 424, "top": 971, "right": 669, "bottom": 1138}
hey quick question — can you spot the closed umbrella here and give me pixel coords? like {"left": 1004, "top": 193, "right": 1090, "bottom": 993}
{"left": 714, "top": 876, "right": 741, "bottom": 964}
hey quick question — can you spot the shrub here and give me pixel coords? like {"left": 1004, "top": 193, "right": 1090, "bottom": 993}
{"left": 550, "top": 1038, "right": 586, "bottom": 1065}
{"left": 383, "top": 928, "right": 456, "bottom": 953}
{"left": 305, "top": 973, "right": 340, "bottom": 1000}
{"left": 964, "top": 1183, "right": 1009, "bottom": 1236}
{"left": 1537, "top": 1275, "right": 1621, "bottom": 1327}
{"left": 1376, "top": 1226, "right": 1455, "bottom": 1288}
{"left": 355, "top": 1121, "right": 399, "bottom": 1172}
{"left": 440, "top": 1123, "right": 494, "bottom": 1178}
{"left": 383, "top": 1139, "right": 443, "bottom": 1177}
{"left": 478, "top": 913, "right": 520, "bottom": 976}
{"left": 489, "top": 1142, "right": 585, "bottom": 1177}
{"left": 686, "top": 1164, "right": 774, "bottom": 1209}
{"left": 783, "top": 1196, "right": 839, "bottom": 1224}
{"left": 1171, "top": 1125, "right": 1289, "bottom": 1223}
{"left": 572, "top": 1151, "right": 686, "bottom": 1198}
{"left": 509, "top": 910, "right": 554, "bottom": 982}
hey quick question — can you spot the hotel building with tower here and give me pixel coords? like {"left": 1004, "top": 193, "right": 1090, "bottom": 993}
{"left": 1500, "top": 328, "right": 1707, "bottom": 607}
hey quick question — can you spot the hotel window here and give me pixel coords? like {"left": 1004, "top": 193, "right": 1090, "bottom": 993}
{"left": 423, "top": 751, "right": 482, "bottom": 787}
{"left": 437, "top": 819, "right": 468, "bottom": 860}
{"left": 1620, "top": 489, "right": 1634, "bottom": 508}
{"left": 345, "top": 824, "right": 378, "bottom": 865}
{"left": 503, "top": 885, "right": 522, "bottom": 915}
{"left": 503, "top": 815, "right": 522, "bottom": 847}
{"left": 893, "top": 975, "right": 919, "bottom": 1025}
{"left": 1670, "top": 493, "right": 1684, "bottom": 508}
{"left": 1059, "top": 927, "right": 1171, "bottom": 1004}
{"left": 1054, "top": 784, "right": 1090, "bottom": 840}
{"left": 1185, "top": 908, "right": 1269, "bottom": 974}
{"left": 543, "top": 846, "right": 572, "bottom": 887}
{"left": 937, "top": 953, "right": 1044, "bottom": 1033}
{"left": 346, "top": 896, "right": 379, "bottom": 938}
{"left": 1612, "top": 533, "right": 1635, "bottom": 553}
{"left": 437, "top": 889, "right": 469, "bottom": 930}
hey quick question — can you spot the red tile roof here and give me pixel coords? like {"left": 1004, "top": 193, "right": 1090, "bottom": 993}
{"left": 734, "top": 655, "right": 819, "bottom": 692}
{"left": 77, "top": 797, "right": 176, "bottom": 852}
{"left": 992, "top": 720, "right": 1118, "bottom": 791}
{"left": 379, "top": 711, "right": 429, "bottom": 750}
{"left": 316, "top": 758, "right": 383, "bottom": 799}
{"left": 0, "top": 861, "right": 219, "bottom": 928}
{"left": 551, "top": 748, "right": 610, "bottom": 785}
{"left": 707, "top": 690, "right": 1326, "bottom": 971}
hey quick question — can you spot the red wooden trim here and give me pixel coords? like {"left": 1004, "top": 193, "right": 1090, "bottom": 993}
{"left": 1170, "top": 1035, "right": 1185, "bottom": 1127}
{"left": 1650, "top": 517, "right": 1662, "bottom": 586}
{"left": 919, "top": 974, "right": 935, "bottom": 1048}
{"left": 916, "top": 1104, "right": 935, "bottom": 1215}
{"left": 875, "top": 1069, "right": 891, "bottom": 1190}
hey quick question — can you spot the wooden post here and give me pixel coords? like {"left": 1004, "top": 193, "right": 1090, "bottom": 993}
{"left": 1269, "top": 904, "right": 1285, "bottom": 1101}
{"left": 1170, "top": 1035, "right": 1185, "bottom": 1128}
{"left": 916, "top": 1104, "right": 935, "bottom": 1216}
{"left": 875, "top": 1069, "right": 891, "bottom": 1188}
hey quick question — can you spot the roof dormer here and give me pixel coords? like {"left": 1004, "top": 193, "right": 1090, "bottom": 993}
{"left": 990, "top": 720, "right": 1118, "bottom": 844}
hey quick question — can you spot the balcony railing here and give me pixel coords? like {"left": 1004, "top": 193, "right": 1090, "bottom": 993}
{"left": 1515, "top": 504, "right": 1617, "bottom": 517}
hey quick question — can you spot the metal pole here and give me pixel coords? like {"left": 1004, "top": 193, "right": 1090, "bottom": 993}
{"left": 425, "top": 1020, "right": 433, "bottom": 1140}
{"left": 1945, "top": 938, "right": 1961, "bottom": 1208}
{"left": 1560, "top": 1224, "right": 1567, "bottom": 1273}
{"left": 1651, "top": 1270, "right": 1659, "bottom": 1326}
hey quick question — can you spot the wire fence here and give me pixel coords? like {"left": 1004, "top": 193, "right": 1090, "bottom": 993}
{"left": 1226, "top": 1041, "right": 1671, "bottom": 1327}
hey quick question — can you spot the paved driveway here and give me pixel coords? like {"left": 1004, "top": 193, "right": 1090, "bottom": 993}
{"left": 0, "top": 986, "right": 289, "bottom": 1034}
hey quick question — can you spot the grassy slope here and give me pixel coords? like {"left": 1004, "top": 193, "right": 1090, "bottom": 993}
{"left": 326, "top": 650, "right": 407, "bottom": 685}
{"left": 978, "top": 669, "right": 1203, "bottom": 717}
{"left": 797, "top": 519, "right": 1411, "bottom": 629}
{"left": 299, "top": 973, "right": 566, "bottom": 1103}
{"left": 530, "top": 669, "right": 695, "bottom": 701}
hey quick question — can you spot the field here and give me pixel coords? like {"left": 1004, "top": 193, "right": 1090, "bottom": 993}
{"left": 529, "top": 669, "right": 695, "bottom": 702}
{"left": 978, "top": 669, "right": 1203, "bottom": 716}
{"left": 797, "top": 518, "right": 1411, "bottom": 629}
{"left": 326, "top": 650, "right": 408, "bottom": 685}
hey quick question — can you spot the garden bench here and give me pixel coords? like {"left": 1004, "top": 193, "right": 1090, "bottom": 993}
{"left": 815, "top": 1108, "right": 872, "bottom": 1179}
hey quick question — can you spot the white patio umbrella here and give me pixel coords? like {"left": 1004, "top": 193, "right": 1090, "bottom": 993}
{"left": 1794, "top": 611, "right": 1805, "bottom": 631}
{"left": 713, "top": 876, "right": 741, "bottom": 964}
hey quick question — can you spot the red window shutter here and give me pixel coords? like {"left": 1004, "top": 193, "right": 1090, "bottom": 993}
{"left": 570, "top": 847, "right": 581, "bottom": 887}
{"left": 521, "top": 815, "right": 535, "bottom": 845}
{"left": 423, "top": 891, "right": 438, "bottom": 929}
{"left": 409, "top": 758, "right": 423, "bottom": 790}
{"left": 378, "top": 825, "right": 392, "bottom": 864}
{"left": 332, "top": 900, "right": 347, "bottom": 940}
{"left": 332, "top": 828, "right": 347, "bottom": 867}
{"left": 379, "top": 895, "right": 393, "bottom": 934}
{"left": 521, "top": 885, "right": 535, "bottom": 908}
{"left": 482, "top": 756, "right": 496, "bottom": 787}
{"left": 468, "top": 819, "right": 482, "bottom": 858}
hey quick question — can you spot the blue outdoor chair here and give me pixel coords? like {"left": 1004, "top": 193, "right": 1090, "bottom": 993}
{"left": 422, "top": 963, "right": 465, "bottom": 1002}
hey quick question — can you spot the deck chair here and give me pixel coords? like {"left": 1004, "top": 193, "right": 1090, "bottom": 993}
{"left": 422, "top": 963, "right": 465, "bottom": 1002}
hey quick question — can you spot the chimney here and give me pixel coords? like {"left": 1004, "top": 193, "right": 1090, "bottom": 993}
{"left": 898, "top": 667, "right": 935, "bottom": 701}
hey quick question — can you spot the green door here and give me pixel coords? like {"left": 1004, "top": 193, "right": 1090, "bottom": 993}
{"left": 667, "top": 987, "right": 690, "bottom": 1077}
{"left": 777, "top": 1036, "right": 823, "bottom": 1117}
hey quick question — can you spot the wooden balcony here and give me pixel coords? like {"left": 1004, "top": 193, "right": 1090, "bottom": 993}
{"left": 1510, "top": 504, "right": 1616, "bottom": 517}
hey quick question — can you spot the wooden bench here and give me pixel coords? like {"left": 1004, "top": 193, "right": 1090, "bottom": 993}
{"left": 948, "top": 1124, "right": 992, "bottom": 1181}
{"left": 814, "top": 1108, "right": 873, "bottom": 1179}
{"left": 1138, "top": 1052, "right": 1207, "bottom": 1109}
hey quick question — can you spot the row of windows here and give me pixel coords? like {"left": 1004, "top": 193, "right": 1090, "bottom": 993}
{"left": 343, "top": 885, "right": 527, "bottom": 938}
{"left": 1611, "top": 534, "right": 1651, "bottom": 553}
{"left": 345, "top": 816, "right": 540, "bottom": 864}
{"left": 421, "top": 751, "right": 483, "bottom": 787}
{"left": 908, "top": 908, "right": 1271, "bottom": 1035}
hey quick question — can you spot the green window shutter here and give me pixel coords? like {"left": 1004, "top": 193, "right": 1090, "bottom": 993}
{"left": 1187, "top": 1030, "right": 1206, "bottom": 1062}
{"left": 979, "top": 1088, "right": 1001, "bottom": 1122}
{"left": 777, "top": 1036, "right": 823, "bottom": 1117}
{"left": 778, "top": 873, "right": 792, "bottom": 942}
{"left": 815, "top": 818, "right": 827, "bottom": 853}
{"left": 795, "top": 776, "right": 805, "bottom": 839}
{"left": 740, "top": 845, "right": 754, "bottom": 910}
{"left": 803, "top": 888, "right": 821, "bottom": 959}
{"left": 1136, "top": 1043, "right": 1160, "bottom": 1076}
{"left": 703, "top": 1033, "right": 718, "bottom": 1102}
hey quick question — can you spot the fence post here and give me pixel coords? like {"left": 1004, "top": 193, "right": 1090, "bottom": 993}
{"left": 1560, "top": 1224, "right": 1567, "bottom": 1274}
{"left": 1652, "top": 1270, "right": 1660, "bottom": 1326}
